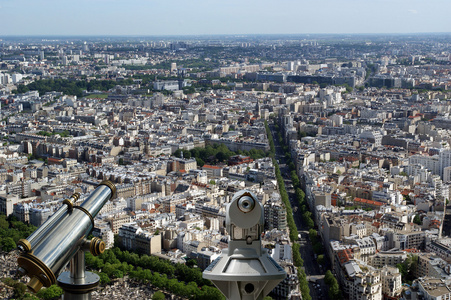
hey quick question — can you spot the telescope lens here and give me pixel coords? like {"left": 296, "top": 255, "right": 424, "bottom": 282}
{"left": 244, "top": 283, "right": 255, "bottom": 294}
{"left": 238, "top": 196, "right": 255, "bottom": 213}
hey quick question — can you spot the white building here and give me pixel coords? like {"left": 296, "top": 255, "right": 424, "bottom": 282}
{"left": 349, "top": 269, "right": 382, "bottom": 300}
{"left": 380, "top": 266, "right": 402, "bottom": 300}
{"left": 409, "top": 154, "right": 440, "bottom": 176}
{"left": 417, "top": 277, "right": 451, "bottom": 300}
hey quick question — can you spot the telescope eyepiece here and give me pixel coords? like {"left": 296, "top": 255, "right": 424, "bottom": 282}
{"left": 237, "top": 196, "right": 255, "bottom": 213}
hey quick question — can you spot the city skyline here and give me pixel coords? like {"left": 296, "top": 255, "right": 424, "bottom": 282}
{"left": 1, "top": 30, "right": 451, "bottom": 299}
{"left": 0, "top": 0, "right": 450, "bottom": 36}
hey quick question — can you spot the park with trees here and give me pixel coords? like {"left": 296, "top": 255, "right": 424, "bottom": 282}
{"left": 84, "top": 247, "right": 224, "bottom": 300}
{"left": 173, "top": 143, "right": 268, "bottom": 167}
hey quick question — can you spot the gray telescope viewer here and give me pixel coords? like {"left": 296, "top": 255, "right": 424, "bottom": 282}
{"left": 203, "top": 190, "right": 286, "bottom": 300}
{"left": 16, "top": 180, "right": 116, "bottom": 299}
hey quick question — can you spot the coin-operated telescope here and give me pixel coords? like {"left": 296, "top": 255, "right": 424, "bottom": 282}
{"left": 16, "top": 180, "right": 116, "bottom": 300}
{"left": 203, "top": 190, "right": 286, "bottom": 300}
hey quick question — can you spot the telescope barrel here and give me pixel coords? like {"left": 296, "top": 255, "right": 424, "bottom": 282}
{"left": 17, "top": 181, "right": 116, "bottom": 292}
{"left": 78, "top": 181, "right": 116, "bottom": 217}
{"left": 18, "top": 193, "right": 80, "bottom": 253}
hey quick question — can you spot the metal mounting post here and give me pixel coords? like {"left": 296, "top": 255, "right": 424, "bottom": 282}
{"left": 57, "top": 250, "right": 100, "bottom": 300}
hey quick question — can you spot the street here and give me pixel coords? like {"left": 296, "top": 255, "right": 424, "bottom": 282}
{"left": 270, "top": 123, "right": 330, "bottom": 300}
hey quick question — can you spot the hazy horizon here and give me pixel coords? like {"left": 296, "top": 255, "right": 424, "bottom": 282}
{"left": 1, "top": 32, "right": 451, "bottom": 38}
{"left": 1, "top": 0, "right": 450, "bottom": 36}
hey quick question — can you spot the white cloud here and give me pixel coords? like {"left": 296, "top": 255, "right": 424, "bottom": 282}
{"left": 408, "top": 9, "right": 418, "bottom": 14}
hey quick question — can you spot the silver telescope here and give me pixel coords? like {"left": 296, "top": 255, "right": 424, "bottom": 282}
{"left": 17, "top": 180, "right": 116, "bottom": 294}
{"left": 203, "top": 190, "right": 286, "bottom": 300}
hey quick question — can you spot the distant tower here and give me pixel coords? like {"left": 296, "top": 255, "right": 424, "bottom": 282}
{"left": 170, "top": 62, "right": 177, "bottom": 73}
{"left": 39, "top": 50, "right": 44, "bottom": 61}
{"left": 104, "top": 55, "right": 110, "bottom": 64}
{"left": 62, "top": 56, "right": 69, "bottom": 66}
{"left": 255, "top": 101, "right": 261, "bottom": 117}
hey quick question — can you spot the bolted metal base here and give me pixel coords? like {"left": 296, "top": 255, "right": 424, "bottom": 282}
{"left": 58, "top": 271, "right": 99, "bottom": 300}
{"left": 57, "top": 251, "right": 99, "bottom": 300}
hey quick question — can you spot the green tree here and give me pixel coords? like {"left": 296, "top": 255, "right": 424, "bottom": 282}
{"left": 22, "top": 293, "right": 40, "bottom": 300}
{"left": 97, "top": 272, "right": 110, "bottom": 284}
{"left": 324, "top": 270, "right": 334, "bottom": 285}
{"left": 304, "top": 215, "right": 314, "bottom": 229}
{"left": 186, "top": 259, "right": 197, "bottom": 268}
{"left": 182, "top": 150, "right": 192, "bottom": 159}
{"left": 413, "top": 214, "right": 422, "bottom": 225}
{"left": 328, "top": 282, "right": 341, "bottom": 299}
{"left": 313, "top": 242, "right": 324, "bottom": 255}
{"left": 13, "top": 282, "right": 27, "bottom": 299}
{"left": 112, "top": 269, "right": 124, "bottom": 278}
{"left": 0, "top": 215, "right": 8, "bottom": 230}
{"left": 174, "top": 149, "right": 182, "bottom": 158}
{"left": 215, "top": 151, "right": 228, "bottom": 162}
{"left": 36, "top": 284, "right": 63, "bottom": 300}
{"left": 195, "top": 157, "right": 205, "bottom": 167}
{"left": 309, "top": 229, "right": 317, "bottom": 242}
{"left": 397, "top": 255, "right": 418, "bottom": 284}
{"left": 1, "top": 237, "right": 16, "bottom": 252}
{"left": 292, "top": 243, "right": 304, "bottom": 267}
{"left": 324, "top": 270, "right": 342, "bottom": 299}
{"left": 152, "top": 291, "right": 165, "bottom": 300}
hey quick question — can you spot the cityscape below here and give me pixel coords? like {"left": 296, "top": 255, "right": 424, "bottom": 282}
{"left": 0, "top": 32, "right": 450, "bottom": 300}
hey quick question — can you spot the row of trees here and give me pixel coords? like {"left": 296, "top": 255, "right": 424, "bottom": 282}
{"left": 0, "top": 215, "right": 37, "bottom": 252}
{"left": 85, "top": 247, "right": 224, "bottom": 300}
{"left": 0, "top": 216, "right": 62, "bottom": 300}
{"left": 265, "top": 121, "right": 276, "bottom": 158}
{"left": 325, "top": 270, "right": 342, "bottom": 299}
{"left": 265, "top": 121, "right": 311, "bottom": 300}
{"left": 275, "top": 122, "right": 345, "bottom": 299}
{"left": 273, "top": 124, "right": 314, "bottom": 230}
{"left": 36, "top": 130, "right": 70, "bottom": 137}
{"left": 308, "top": 229, "right": 325, "bottom": 265}
{"left": 1, "top": 277, "right": 41, "bottom": 300}
{"left": 173, "top": 143, "right": 268, "bottom": 167}
{"left": 13, "top": 78, "right": 134, "bottom": 97}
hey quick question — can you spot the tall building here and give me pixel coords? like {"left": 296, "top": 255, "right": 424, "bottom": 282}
{"left": 264, "top": 200, "right": 287, "bottom": 231}
{"left": 440, "top": 150, "right": 451, "bottom": 178}
{"left": 170, "top": 62, "right": 177, "bottom": 72}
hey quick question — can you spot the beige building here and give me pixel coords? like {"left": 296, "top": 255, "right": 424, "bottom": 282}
{"left": 118, "top": 222, "right": 161, "bottom": 255}
{"left": 417, "top": 277, "right": 451, "bottom": 300}
{"left": 350, "top": 270, "right": 382, "bottom": 300}
{"left": 380, "top": 266, "right": 402, "bottom": 300}
{"left": 107, "top": 214, "right": 132, "bottom": 234}
{"left": 370, "top": 251, "right": 407, "bottom": 269}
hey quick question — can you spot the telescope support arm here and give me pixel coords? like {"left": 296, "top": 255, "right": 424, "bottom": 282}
{"left": 57, "top": 250, "right": 100, "bottom": 300}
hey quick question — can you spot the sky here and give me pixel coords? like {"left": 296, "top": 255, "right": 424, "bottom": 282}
{"left": 0, "top": 0, "right": 450, "bottom": 36}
